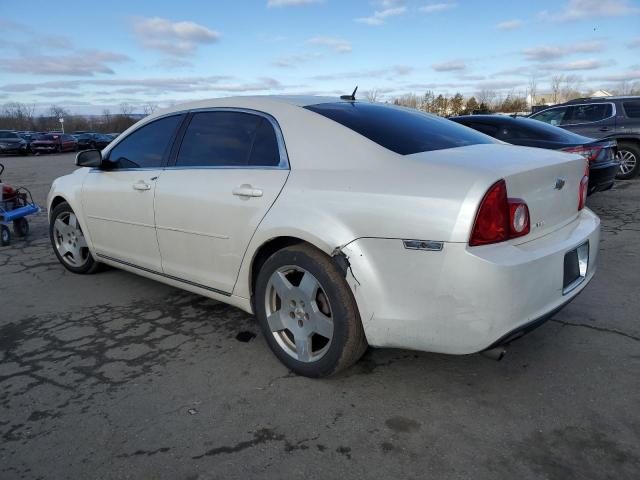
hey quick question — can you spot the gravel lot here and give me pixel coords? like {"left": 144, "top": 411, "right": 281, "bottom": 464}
{"left": 1, "top": 152, "right": 639, "bottom": 480}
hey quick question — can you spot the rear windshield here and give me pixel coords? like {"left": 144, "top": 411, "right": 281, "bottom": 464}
{"left": 36, "top": 134, "right": 58, "bottom": 140}
{"left": 510, "top": 117, "right": 593, "bottom": 142}
{"left": 0, "top": 131, "right": 19, "bottom": 139}
{"left": 304, "top": 102, "right": 496, "bottom": 155}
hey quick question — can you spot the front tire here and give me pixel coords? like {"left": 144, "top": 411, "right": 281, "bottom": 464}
{"left": 616, "top": 142, "right": 639, "bottom": 180}
{"left": 49, "top": 202, "right": 100, "bottom": 274}
{"left": 254, "top": 244, "right": 367, "bottom": 377}
{"left": 1, "top": 225, "right": 10, "bottom": 246}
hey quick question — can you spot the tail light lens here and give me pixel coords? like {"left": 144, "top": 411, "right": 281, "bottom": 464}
{"left": 562, "top": 145, "right": 603, "bottom": 163}
{"left": 469, "top": 180, "right": 530, "bottom": 246}
{"left": 578, "top": 162, "right": 589, "bottom": 210}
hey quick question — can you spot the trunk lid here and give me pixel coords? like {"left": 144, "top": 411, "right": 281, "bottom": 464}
{"left": 408, "top": 143, "right": 587, "bottom": 243}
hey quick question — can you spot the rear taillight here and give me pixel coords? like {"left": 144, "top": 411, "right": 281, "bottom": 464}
{"left": 562, "top": 145, "right": 603, "bottom": 163}
{"left": 578, "top": 162, "right": 589, "bottom": 210}
{"left": 469, "top": 180, "right": 530, "bottom": 246}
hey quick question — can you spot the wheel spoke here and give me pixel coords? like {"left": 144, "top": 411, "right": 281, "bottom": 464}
{"left": 270, "top": 271, "right": 293, "bottom": 299}
{"left": 68, "top": 213, "right": 78, "bottom": 229}
{"left": 54, "top": 219, "right": 68, "bottom": 236}
{"left": 298, "top": 271, "right": 319, "bottom": 300}
{"left": 294, "top": 334, "right": 312, "bottom": 362}
{"left": 311, "top": 309, "right": 333, "bottom": 339}
{"left": 58, "top": 242, "right": 71, "bottom": 255}
{"left": 76, "top": 236, "right": 88, "bottom": 248}
{"left": 266, "top": 311, "right": 286, "bottom": 333}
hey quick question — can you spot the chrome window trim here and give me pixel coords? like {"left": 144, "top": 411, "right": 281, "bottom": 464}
{"left": 97, "top": 107, "right": 290, "bottom": 172}
{"left": 532, "top": 102, "right": 616, "bottom": 127}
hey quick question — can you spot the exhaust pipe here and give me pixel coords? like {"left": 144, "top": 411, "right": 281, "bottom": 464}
{"left": 481, "top": 346, "right": 507, "bottom": 361}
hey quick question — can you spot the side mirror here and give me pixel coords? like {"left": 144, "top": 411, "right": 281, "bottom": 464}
{"left": 75, "top": 149, "right": 102, "bottom": 167}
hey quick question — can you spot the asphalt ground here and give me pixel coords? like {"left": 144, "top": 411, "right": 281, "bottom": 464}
{"left": 1, "top": 152, "right": 639, "bottom": 479}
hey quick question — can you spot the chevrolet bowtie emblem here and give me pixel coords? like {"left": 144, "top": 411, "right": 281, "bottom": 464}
{"left": 554, "top": 177, "right": 566, "bottom": 190}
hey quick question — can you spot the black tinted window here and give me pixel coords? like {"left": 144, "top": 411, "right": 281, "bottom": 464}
{"left": 249, "top": 119, "right": 280, "bottom": 166}
{"left": 108, "top": 114, "right": 183, "bottom": 169}
{"left": 623, "top": 101, "right": 640, "bottom": 118}
{"left": 304, "top": 102, "right": 495, "bottom": 155}
{"left": 176, "top": 112, "right": 280, "bottom": 167}
{"left": 466, "top": 122, "right": 499, "bottom": 137}
{"left": 565, "top": 104, "right": 612, "bottom": 124}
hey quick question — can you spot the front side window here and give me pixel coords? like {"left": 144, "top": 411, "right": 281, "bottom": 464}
{"left": 530, "top": 107, "right": 568, "bottom": 126}
{"left": 107, "top": 114, "right": 184, "bottom": 169}
{"left": 175, "top": 111, "right": 281, "bottom": 167}
{"left": 305, "top": 102, "right": 495, "bottom": 155}
{"left": 564, "top": 104, "right": 613, "bottom": 125}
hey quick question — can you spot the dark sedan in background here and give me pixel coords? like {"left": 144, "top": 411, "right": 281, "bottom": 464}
{"left": 0, "top": 130, "right": 29, "bottom": 155}
{"left": 30, "top": 133, "right": 77, "bottom": 154}
{"left": 74, "top": 133, "right": 113, "bottom": 150}
{"left": 451, "top": 115, "right": 619, "bottom": 195}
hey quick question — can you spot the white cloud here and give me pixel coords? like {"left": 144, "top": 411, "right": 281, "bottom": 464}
{"left": 432, "top": 60, "right": 466, "bottom": 72}
{"left": 311, "top": 65, "right": 413, "bottom": 81}
{"left": 523, "top": 41, "right": 603, "bottom": 61}
{"left": 267, "top": 0, "right": 323, "bottom": 6}
{"left": 588, "top": 70, "right": 640, "bottom": 82}
{"left": 133, "top": 17, "right": 220, "bottom": 55}
{"left": 0, "top": 50, "right": 130, "bottom": 76}
{"left": 539, "top": 59, "right": 604, "bottom": 71}
{"left": 539, "top": 0, "right": 639, "bottom": 22}
{"left": 273, "top": 52, "right": 323, "bottom": 67}
{"left": 355, "top": 1, "right": 407, "bottom": 26}
{"left": 419, "top": 2, "right": 457, "bottom": 14}
{"left": 496, "top": 19, "right": 523, "bottom": 31}
{"left": 307, "top": 36, "right": 352, "bottom": 53}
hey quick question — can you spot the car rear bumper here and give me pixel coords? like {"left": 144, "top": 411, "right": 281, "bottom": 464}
{"left": 341, "top": 208, "right": 600, "bottom": 354}
{"left": 588, "top": 160, "right": 618, "bottom": 194}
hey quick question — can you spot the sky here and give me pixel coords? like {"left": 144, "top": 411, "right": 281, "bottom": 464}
{"left": 0, "top": 0, "right": 639, "bottom": 114}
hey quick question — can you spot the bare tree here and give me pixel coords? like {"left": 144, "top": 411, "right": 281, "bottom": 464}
{"left": 365, "top": 89, "right": 379, "bottom": 103}
{"left": 0, "top": 102, "right": 36, "bottom": 130}
{"left": 476, "top": 89, "right": 496, "bottom": 110}
{"left": 142, "top": 102, "right": 158, "bottom": 115}
{"left": 551, "top": 75, "right": 563, "bottom": 104}
{"left": 562, "top": 75, "right": 583, "bottom": 101}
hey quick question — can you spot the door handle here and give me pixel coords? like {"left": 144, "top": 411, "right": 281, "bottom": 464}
{"left": 599, "top": 127, "right": 610, "bottom": 132}
{"left": 133, "top": 181, "right": 151, "bottom": 191}
{"left": 232, "top": 185, "right": 263, "bottom": 197}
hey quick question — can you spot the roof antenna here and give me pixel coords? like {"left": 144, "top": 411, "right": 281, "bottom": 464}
{"left": 340, "top": 86, "right": 358, "bottom": 101}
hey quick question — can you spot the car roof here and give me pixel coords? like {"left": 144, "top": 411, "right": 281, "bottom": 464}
{"left": 152, "top": 95, "right": 355, "bottom": 117}
{"left": 563, "top": 95, "right": 639, "bottom": 104}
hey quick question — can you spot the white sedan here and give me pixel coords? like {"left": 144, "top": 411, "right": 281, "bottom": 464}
{"left": 47, "top": 96, "right": 600, "bottom": 377}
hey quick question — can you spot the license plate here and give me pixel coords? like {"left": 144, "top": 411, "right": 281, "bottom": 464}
{"left": 563, "top": 241, "right": 589, "bottom": 295}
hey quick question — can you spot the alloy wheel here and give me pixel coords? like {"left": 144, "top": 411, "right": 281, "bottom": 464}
{"left": 264, "top": 266, "right": 334, "bottom": 363}
{"left": 617, "top": 149, "right": 637, "bottom": 176}
{"left": 52, "top": 211, "right": 90, "bottom": 267}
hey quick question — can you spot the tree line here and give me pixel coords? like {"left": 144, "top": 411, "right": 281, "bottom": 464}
{"left": 0, "top": 102, "right": 158, "bottom": 133}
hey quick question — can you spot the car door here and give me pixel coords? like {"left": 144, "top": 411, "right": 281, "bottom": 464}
{"left": 562, "top": 103, "right": 615, "bottom": 138}
{"left": 617, "top": 100, "right": 640, "bottom": 134}
{"left": 154, "top": 110, "right": 289, "bottom": 295}
{"left": 81, "top": 114, "right": 185, "bottom": 271}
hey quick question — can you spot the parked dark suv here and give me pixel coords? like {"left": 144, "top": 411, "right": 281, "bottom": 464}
{"left": 529, "top": 96, "right": 640, "bottom": 179}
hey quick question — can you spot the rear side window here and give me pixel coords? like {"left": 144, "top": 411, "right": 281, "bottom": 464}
{"left": 564, "top": 104, "right": 613, "bottom": 124}
{"left": 623, "top": 101, "right": 640, "bottom": 118}
{"left": 176, "top": 111, "right": 281, "bottom": 167}
{"left": 304, "top": 102, "right": 495, "bottom": 155}
{"left": 108, "top": 114, "right": 184, "bottom": 169}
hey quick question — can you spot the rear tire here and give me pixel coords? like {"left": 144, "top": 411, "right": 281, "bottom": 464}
{"left": 254, "top": 243, "right": 367, "bottom": 377}
{"left": 49, "top": 201, "right": 101, "bottom": 274}
{"left": 13, "top": 218, "right": 29, "bottom": 237}
{"left": 615, "top": 142, "right": 639, "bottom": 180}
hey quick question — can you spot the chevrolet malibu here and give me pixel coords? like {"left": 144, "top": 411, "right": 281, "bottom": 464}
{"left": 47, "top": 96, "right": 600, "bottom": 377}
